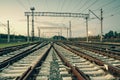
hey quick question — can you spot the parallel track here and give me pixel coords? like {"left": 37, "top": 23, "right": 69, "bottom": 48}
{"left": 57, "top": 42, "right": 120, "bottom": 78}
{"left": 0, "top": 42, "right": 120, "bottom": 80}
{"left": 0, "top": 42, "right": 49, "bottom": 80}
{"left": 0, "top": 42, "right": 38, "bottom": 56}
{"left": 54, "top": 43, "right": 116, "bottom": 80}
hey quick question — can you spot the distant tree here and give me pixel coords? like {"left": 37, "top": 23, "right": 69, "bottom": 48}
{"left": 118, "top": 33, "right": 120, "bottom": 38}
{"left": 104, "top": 30, "right": 120, "bottom": 39}
{"left": 52, "top": 36, "right": 66, "bottom": 40}
{"left": 105, "top": 30, "right": 114, "bottom": 38}
{"left": 114, "top": 31, "right": 118, "bottom": 38}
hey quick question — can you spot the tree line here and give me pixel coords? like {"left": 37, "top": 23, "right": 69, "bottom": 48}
{"left": 69, "top": 30, "right": 120, "bottom": 42}
{"left": 104, "top": 30, "right": 120, "bottom": 38}
{"left": 0, "top": 34, "right": 27, "bottom": 43}
{"left": 0, "top": 30, "right": 120, "bottom": 43}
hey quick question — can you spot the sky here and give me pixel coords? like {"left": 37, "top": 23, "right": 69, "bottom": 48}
{"left": 0, "top": 0, "right": 120, "bottom": 38}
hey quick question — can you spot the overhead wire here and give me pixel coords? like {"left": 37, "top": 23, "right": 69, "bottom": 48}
{"left": 81, "top": 0, "right": 99, "bottom": 12}
{"left": 0, "top": 22, "right": 7, "bottom": 27}
{"left": 110, "top": 10, "right": 120, "bottom": 16}
{"left": 60, "top": 0, "right": 65, "bottom": 12}
{"left": 60, "top": 0, "right": 66, "bottom": 23}
{"left": 64, "top": 0, "right": 73, "bottom": 12}
{"left": 94, "top": 0, "right": 117, "bottom": 11}
{"left": 104, "top": 3, "right": 120, "bottom": 15}
{"left": 70, "top": 0, "right": 88, "bottom": 21}
{"left": 45, "top": 0, "right": 49, "bottom": 11}
{"left": 16, "top": 0, "right": 27, "bottom": 10}
{"left": 75, "top": 0, "right": 90, "bottom": 12}
{"left": 57, "top": 0, "right": 60, "bottom": 12}
{"left": 71, "top": 0, "right": 83, "bottom": 12}
{"left": 100, "top": 0, "right": 120, "bottom": 18}
{"left": 0, "top": 21, "right": 10, "bottom": 33}
{"left": 27, "top": 0, "right": 31, "bottom": 7}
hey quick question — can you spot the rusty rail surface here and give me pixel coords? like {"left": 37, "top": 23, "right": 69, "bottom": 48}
{"left": 0, "top": 42, "right": 39, "bottom": 56}
{"left": 0, "top": 42, "right": 48, "bottom": 69}
{"left": 66, "top": 42, "right": 120, "bottom": 56}
{"left": 56, "top": 42, "right": 120, "bottom": 77}
{"left": 67, "top": 42, "right": 120, "bottom": 60}
{"left": 17, "top": 44, "right": 52, "bottom": 80}
{"left": 53, "top": 44, "right": 90, "bottom": 80}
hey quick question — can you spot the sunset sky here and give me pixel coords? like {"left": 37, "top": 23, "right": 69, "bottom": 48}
{"left": 0, "top": 0, "right": 120, "bottom": 38}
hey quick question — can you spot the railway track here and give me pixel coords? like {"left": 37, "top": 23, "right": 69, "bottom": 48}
{"left": 0, "top": 42, "right": 38, "bottom": 56}
{"left": 0, "top": 41, "right": 120, "bottom": 80}
{"left": 17, "top": 43, "right": 77, "bottom": 80}
{"left": 35, "top": 47, "right": 73, "bottom": 80}
{"left": 0, "top": 44, "right": 37, "bottom": 63}
{"left": 6, "top": 42, "right": 88, "bottom": 80}
{"left": 56, "top": 42, "right": 120, "bottom": 77}
{"left": 62, "top": 42, "right": 120, "bottom": 68}
{"left": 54, "top": 43, "right": 116, "bottom": 80}
{"left": 68, "top": 41, "right": 120, "bottom": 54}
{"left": 0, "top": 42, "right": 49, "bottom": 80}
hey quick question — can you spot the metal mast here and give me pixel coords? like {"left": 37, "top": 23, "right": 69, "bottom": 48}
{"left": 69, "top": 21, "right": 72, "bottom": 38}
{"left": 100, "top": 9, "right": 103, "bottom": 42}
{"left": 7, "top": 20, "right": 10, "bottom": 43}
{"left": 86, "top": 17, "right": 88, "bottom": 42}
{"left": 27, "top": 15, "right": 30, "bottom": 42}
{"left": 30, "top": 7, "right": 35, "bottom": 41}
{"left": 89, "top": 9, "right": 103, "bottom": 42}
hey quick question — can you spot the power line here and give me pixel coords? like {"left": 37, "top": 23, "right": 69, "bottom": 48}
{"left": 27, "top": 0, "right": 31, "bottom": 7}
{"left": 0, "top": 21, "right": 7, "bottom": 27}
{"left": 45, "top": 0, "right": 49, "bottom": 11}
{"left": 75, "top": 0, "right": 90, "bottom": 12}
{"left": 70, "top": 0, "right": 86, "bottom": 20}
{"left": 81, "top": 0, "right": 99, "bottom": 12}
{"left": 16, "top": 0, "right": 27, "bottom": 10}
{"left": 94, "top": 0, "right": 117, "bottom": 10}
{"left": 110, "top": 10, "right": 120, "bottom": 16}
{"left": 70, "top": 0, "right": 90, "bottom": 21}
{"left": 103, "top": 2, "right": 120, "bottom": 17}
{"left": 64, "top": 0, "right": 73, "bottom": 12}
{"left": 60, "top": 0, "right": 65, "bottom": 12}
{"left": 104, "top": 3, "right": 120, "bottom": 15}
{"left": 71, "top": 0, "right": 83, "bottom": 12}
{"left": 57, "top": 0, "right": 60, "bottom": 12}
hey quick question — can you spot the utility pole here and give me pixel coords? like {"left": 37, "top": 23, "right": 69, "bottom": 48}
{"left": 31, "top": 7, "right": 35, "bottom": 41}
{"left": 86, "top": 17, "right": 88, "bottom": 42}
{"left": 38, "top": 27, "right": 40, "bottom": 41}
{"left": 67, "top": 28, "right": 68, "bottom": 40}
{"left": 13, "top": 32, "right": 15, "bottom": 41}
{"left": 27, "top": 15, "right": 30, "bottom": 42}
{"left": 7, "top": 20, "right": 10, "bottom": 43}
{"left": 60, "top": 28, "right": 62, "bottom": 40}
{"left": 100, "top": 9, "right": 103, "bottom": 42}
{"left": 89, "top": 9, "right": 103, "bottom": 42}
{"left": 69, "top": 21, "right": 72, "bottom": 38}
{"left": 60, "top": 28, "right": 62, "bottom": 36}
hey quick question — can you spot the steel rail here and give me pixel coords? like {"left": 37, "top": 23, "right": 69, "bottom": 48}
{"left": 0, "top": 42, "right": 48, "bottom": 69}
{"left": 67, "top": 42, "right": 120, "bottom": 60}
{"left": 17, "top": 43, "right": 53, "bottom": 80}
{"left": 56, "top": 42, "right": 120, "bottom": 77}
{"left": 0, "top": 42, "right": 39, "bottom": 56}
{"left": 53, "top": 44, "right": 90, "bottom": 80}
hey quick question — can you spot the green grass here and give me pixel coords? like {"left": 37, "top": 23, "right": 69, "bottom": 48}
{"left": 0, "top": 42, "right": 31, "bottom": 48}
